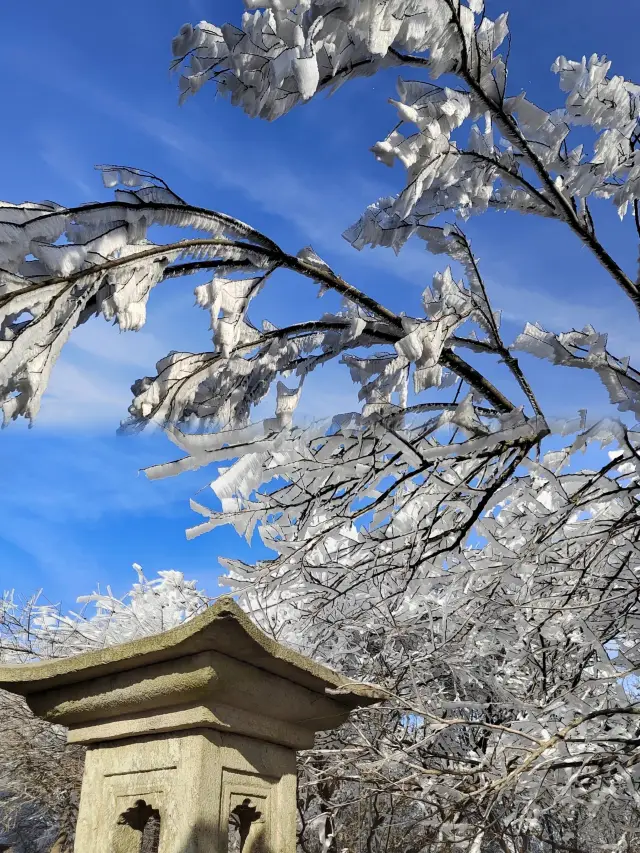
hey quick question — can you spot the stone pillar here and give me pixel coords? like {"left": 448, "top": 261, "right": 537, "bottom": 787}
{"left": 74, "top": 729, "right": 296, "bottom": 853}
{"left": 0, "top": 598, "right": 382, "bottom": 853}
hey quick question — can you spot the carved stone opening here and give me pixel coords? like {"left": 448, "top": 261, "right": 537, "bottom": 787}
{"left": 114, "top": 799, "right": 161, "bottom": 853}
{"left": 228, "top": 798, "right": 263, "bottom": 853}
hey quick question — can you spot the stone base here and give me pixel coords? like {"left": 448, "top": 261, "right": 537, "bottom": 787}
{"left": 74, "top": 729, "right": 296, "bottom": 853}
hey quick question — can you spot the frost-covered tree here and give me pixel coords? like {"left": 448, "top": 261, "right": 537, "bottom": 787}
{"left": 0, "top": 569, "right": 212, "bottom": 852}
{"left": 2, "top": 2, "right": 640, "bottom": 851}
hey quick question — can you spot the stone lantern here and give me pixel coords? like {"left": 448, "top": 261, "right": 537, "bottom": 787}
{"left": 0, "top": 598, "right": 383, "bottom": 853}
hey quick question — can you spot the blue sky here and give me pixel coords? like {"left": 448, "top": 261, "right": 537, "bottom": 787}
{"left": 0, "top": 0, "right": 638, "bottom": 607}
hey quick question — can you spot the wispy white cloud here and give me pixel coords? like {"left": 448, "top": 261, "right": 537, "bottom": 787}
{"left": 39, "top": 134, "right": 94, "bottom": 197}
{"left": 186, "top": 0, "right": 210, "bottom": 17}
{"left": 251, "top": 363, "right": 361, "bottom": 425}
{"left": 0, "top": 427, "right": 207, "bottom": 599}
{"left": 484, "top": 262, "right": 640, "bottom": 360}
{"left": 1, "top": 514, "right": 104, "bottom": 593}
{"left": 36, "top": 322, "right": 173, "bottom": 429}
{"left": 69, "top": 321, "right": 168, "bottom": 370}
{"left": 38, "top": 361, "right": 132, "bottom": 428}
{"left": 87, "top": 96, "right": 381, "bottom": 254}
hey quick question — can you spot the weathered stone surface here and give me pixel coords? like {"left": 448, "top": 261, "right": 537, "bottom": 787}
{"left": 0, "top": 597, "right": 383, "bottom": 852}
{"left": 21, "top": 647, "right": 357, "bottom": 749}
{"left": 66, "top": 700, "right": 324, "bottom": 750}
{"left": 72, "top": 729, "right": 297, "bottom": 853}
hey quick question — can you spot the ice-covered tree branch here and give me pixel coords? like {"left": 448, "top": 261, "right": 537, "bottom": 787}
{"left": 172, "top": 1, "right": 640, "bottom": 312}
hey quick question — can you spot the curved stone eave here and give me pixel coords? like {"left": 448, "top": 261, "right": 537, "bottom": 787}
{"left": 0, "top": 596, "right": 385, "bottom": 708}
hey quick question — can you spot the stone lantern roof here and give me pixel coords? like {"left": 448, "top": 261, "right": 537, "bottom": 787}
{"left": 0, "top": 596, "right": 384, "bottom": 750}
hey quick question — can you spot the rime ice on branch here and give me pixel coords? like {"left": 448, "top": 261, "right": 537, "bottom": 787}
{"left": 172, "top": 1, "right": 640, "bottom": 309}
